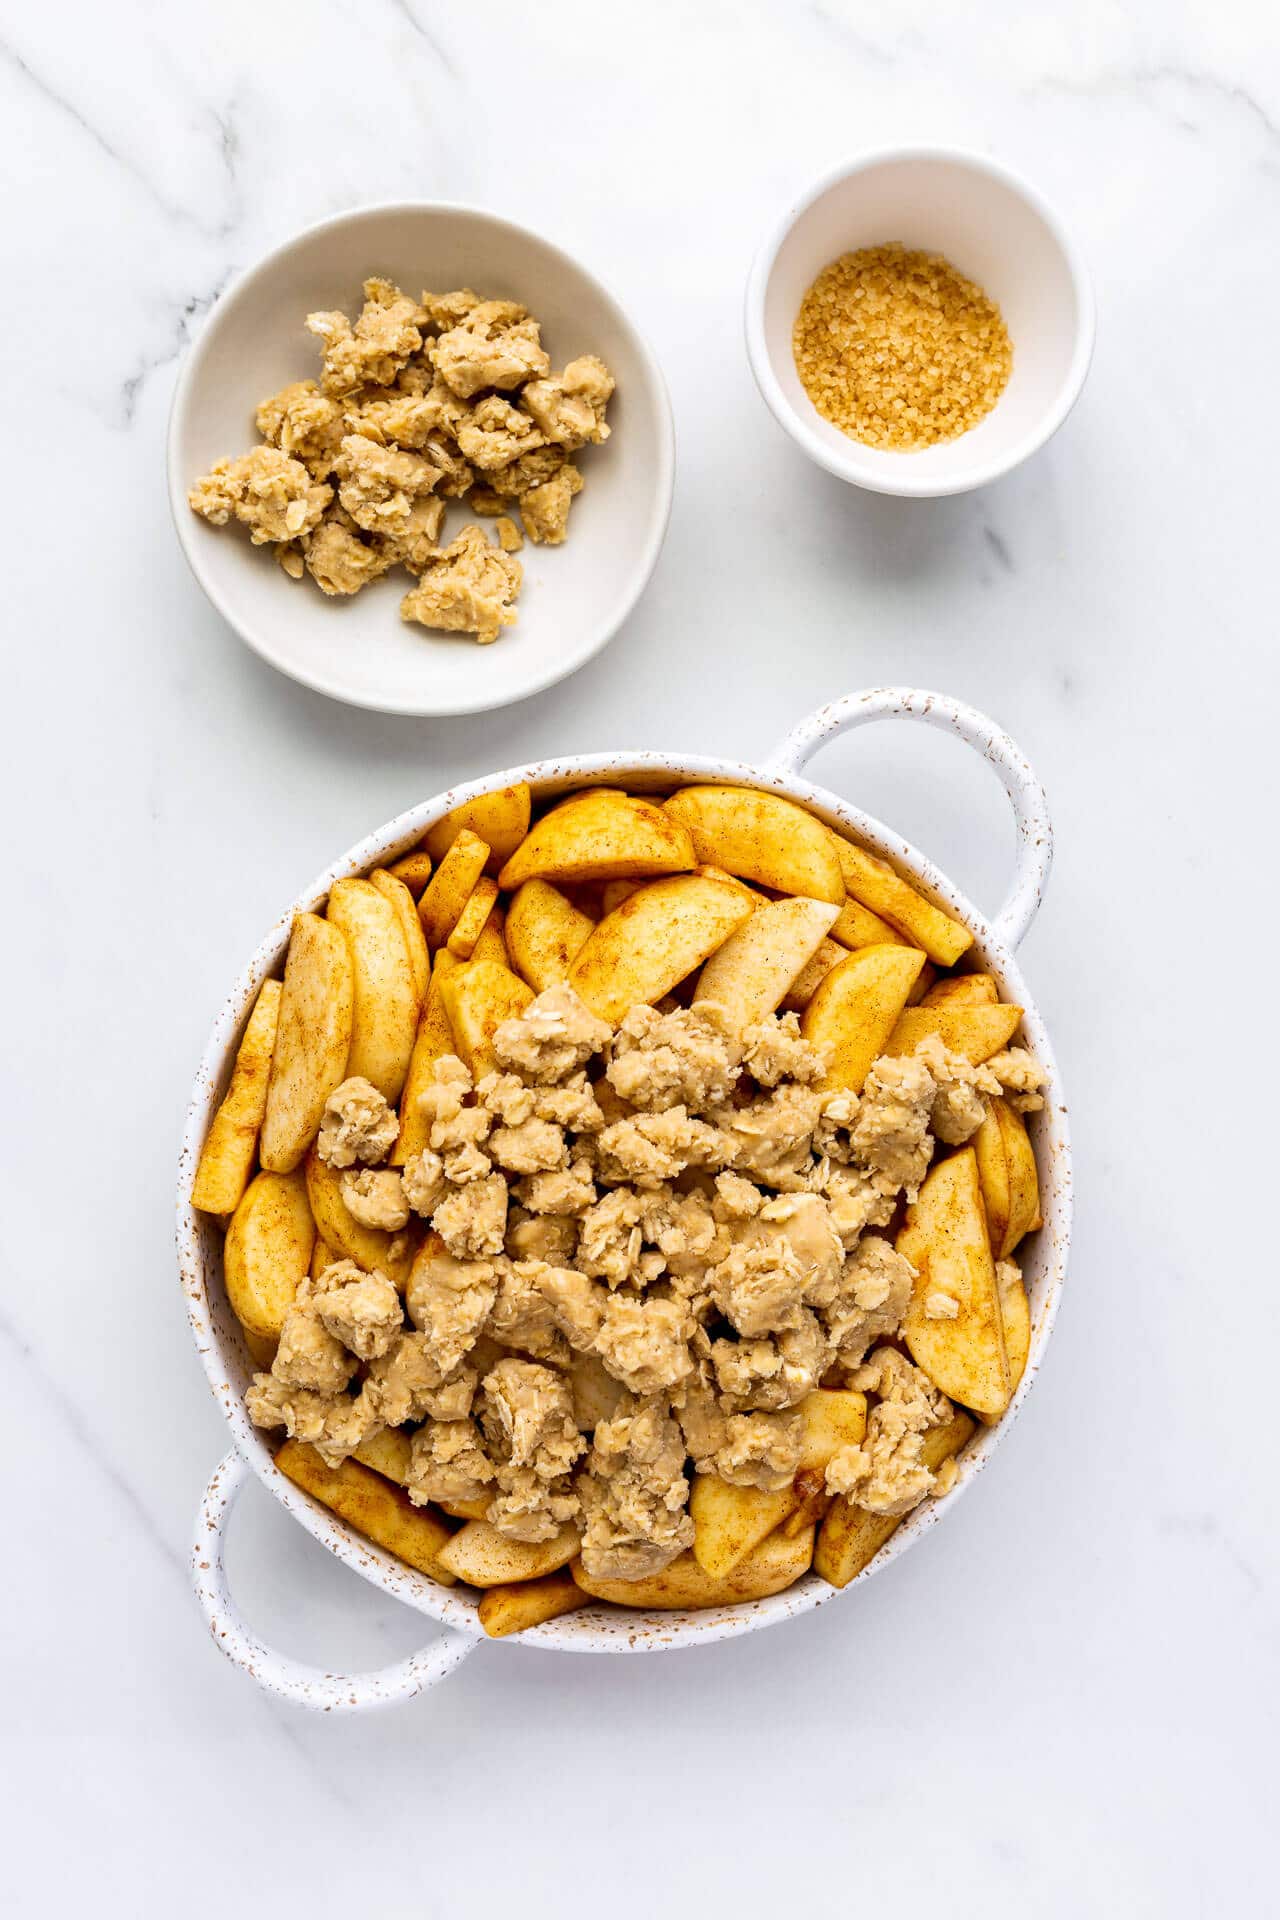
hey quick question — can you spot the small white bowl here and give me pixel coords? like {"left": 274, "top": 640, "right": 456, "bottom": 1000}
{"left": 745, "top": 148, "right": 1095, "bottom": 498}
{"left": 168, "top": 203, "right": 674, "bottom": 716}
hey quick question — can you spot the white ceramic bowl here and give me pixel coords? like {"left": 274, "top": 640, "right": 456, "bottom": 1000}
{"left": 168, "top": 203, "right": 674, "bottom": 716}
{"left": 181, "top": 688, "right": 1072, "bottom": 1711}
{"left": 745, "top": 149, "right": 1095, "bottom": 497}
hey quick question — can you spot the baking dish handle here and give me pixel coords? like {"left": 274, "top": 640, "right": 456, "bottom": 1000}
{"left": 192, "top": 1449, "right": 480, "bottom": 1712}
{"left": 766, "top": 688, "right": 1052, "bottom": 950}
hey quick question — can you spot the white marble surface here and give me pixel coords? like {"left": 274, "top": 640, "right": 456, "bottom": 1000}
{"left": 3, "top": 0, "right": 1276, "bottom": 1911}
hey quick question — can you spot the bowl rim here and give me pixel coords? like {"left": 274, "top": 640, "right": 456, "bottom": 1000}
{"left": 744, "top": 144, "right": 1096, "bottom": 498}
{"left": 166, "top": 199, "right": 676, "bottom": 717}
{"left": 177, "top": 745, "right": 1072, "bottom": 1656}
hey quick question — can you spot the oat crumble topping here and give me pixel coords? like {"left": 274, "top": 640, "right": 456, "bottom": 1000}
{"left": 246, "top": 981, "right": 1038, "bottom": 1578}
{"left": 188, "top": 279, "right": 615, "bottom": 645}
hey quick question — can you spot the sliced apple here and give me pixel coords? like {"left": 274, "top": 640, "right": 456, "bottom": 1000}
{"left": 386, "top": 848, "right": 434, "bottom": 896}
{"left": 571, "top": 1526, "right": 815, "bottom": 1609}
{"left": 779, "top": 936, "right": 847, "bottom": 1012}
{"left": 260, "top": 913, "right": 354, "bottom": 1174}
{"left": 899, "top": 1146, "right": 1011, "bottom": 1420}
{"left": 829, "top": 896, "right": 910, "bottom": 950}
{"left": 695, "top": 895, "right": 839, "bottom": 1025}
{"left": 663, "top": 786, "right": 844, "bottom": 904}
{"left": 438, "top": 959, "right": 534, "bottom": 1078}
{"left": 598, "top": 879, "right": 638, "bottom": 916}
{"left": 886, "top": 1002, "right": 1022, "bottom": 1064}
{"left": 369, "top": 867, "right": 430, "bottom": 1009}
{"left": 223, "top": 1168, "right": 315, "bottom": 1346}
{"left": 694, "top": 864, "right": 759, "bottom": 898}
{"left": 435, "top": 1493, "right": 495, "bottom": 1522}
{"left": 192, "top": 978, "right": 282, "bottom": 1216}
{"left": 802, "top": 943, "right": 927, "bottom": 1094}
{"left": 972, "top": 1104, "right": 1012, "bottom": 1256}
{"left": 974, "top": 1096, "right": 1042, "bottom": 1259}
{"left": 327, "top": 877, "right": 418, "bottom": 1104}
{"left": 906, "top": 961, "right": 938, "bottom": 1004}
{"left": 434, "top": 1518, "right": 580, "bottom": 1586}
{"left": 690, "top": 1388, "right": 867, "bottom": 1576}
{"left": 827, "top": 832, "right": 973, "bottom": 965}
{"left": 417, "top": 828, "right": 490, "bottom": 949}
{"left": 423, "top": 782, "right": 531, "bottom": 872}
{"left": 505, "top": 879, "right": 596, "bottom": 991}
{"left": 690, "top": 1478, "right": 798, "bottom": 1580}
{"left": 309, "top": 1233, "right": 341, "bottom": 1280}
{"left": 275, "top": 1441, "right": 455, "bottom": 1585}
{"left": 568, "top": 874, "right": 754, "bottom": 1023}
{"left": 813, "top": 1411, "right": 975, "bottom": 1588}
{"left": 498, "top": 790, "right": 695, "bottom": 890}
{"left": 996, "top": 1259, "right": 1031, "bottom": 1405}
{"left": 304, "top": 1146, "right": 415, "bottom": 1288}
{"left": 477, "top": 1572, "right": 586, "bottom": 1638}
{"left": 469, "top": 903, "right": 509, "bottom": 969}
{"left": 778, "top": 1468, "right": 834, "bottom": 1540}
{"left": 353, "top": 1427, "right": 414, "bottom": 1486}
{"left": 391, "top": 964, "right": 458, "bottom": 1166}
{"left": 446, "top": 876, "right": 500, "bottom": 959}
{"left": 920, "top": 972, "right": 998, "bottom": 1007}
{"left": 996, "top": 1098, "right": 1042, "bottom": 1253}
{"left": 798, "top": 1387, "right": 870, "bottom": 1464}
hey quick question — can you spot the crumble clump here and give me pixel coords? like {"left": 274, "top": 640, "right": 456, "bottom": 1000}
{"left": 243, "top": 983, "right": 1043, "bottom": 1575}
{"left": 316, "top": 1077, "right": 399, "bottom": 1169}
{"left": 187, "top": 447, "right": 331, "bottom": 546}
{"left": 189, "top": 279, "right": 615, "bottom": 645}
{"left": 399, "top": 525, "right": 521, "bottom": 646}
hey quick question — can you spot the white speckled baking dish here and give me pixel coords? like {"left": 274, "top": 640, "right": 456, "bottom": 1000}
{"left": 179, "top": 688, "right": 1071, "bottom": 1711}
{"left": 168, "top": 201, "right": 674, "bottom": 718}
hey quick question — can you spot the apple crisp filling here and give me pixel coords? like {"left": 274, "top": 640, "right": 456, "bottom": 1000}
{"left": 246, "top": 984, "right": 1043, "bottom": 1578}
